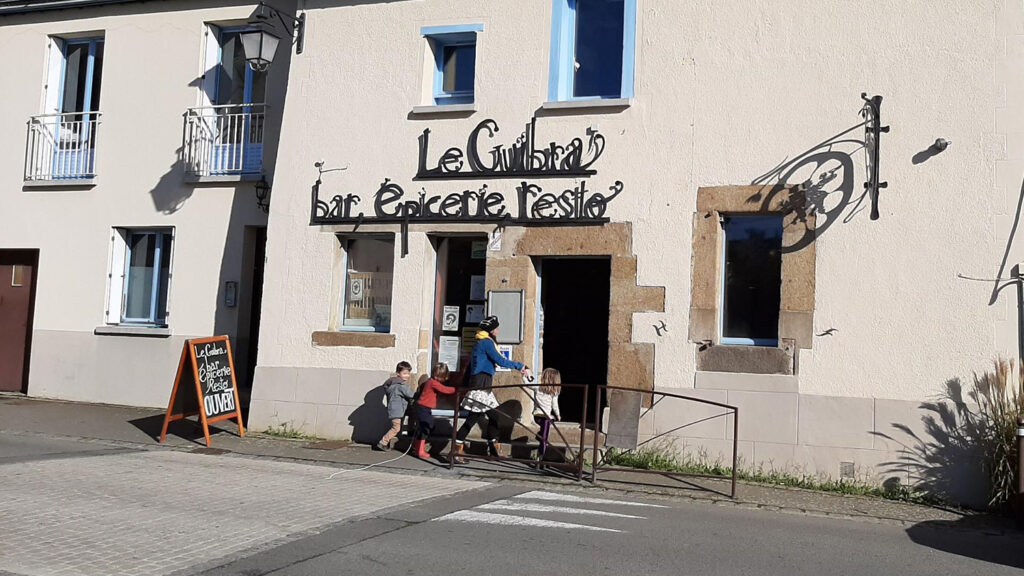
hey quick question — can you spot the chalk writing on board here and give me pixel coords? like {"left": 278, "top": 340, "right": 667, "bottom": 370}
{"left": 193, "top": 341, "right": 236, "bottom": 418}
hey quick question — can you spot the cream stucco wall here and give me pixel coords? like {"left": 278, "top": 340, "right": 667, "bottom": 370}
{"left": 0, "top": 1, "right": 289, "bottom": 406}
{"left": 259, "top": 0, "right": 1015, "bottom": 396}
{"left": 247, "top": 1, "right": 1022, "bottom": 503}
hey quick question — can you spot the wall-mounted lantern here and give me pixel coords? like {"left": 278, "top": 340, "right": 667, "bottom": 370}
{"left": 255, "top": 177, "right": 271, "bottom": 213}
{"left": 240, "top": 1, "right": 305, "bottom": 72}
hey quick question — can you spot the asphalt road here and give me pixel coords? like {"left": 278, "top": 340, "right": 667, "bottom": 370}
{"left": 2, "top": 433, "right": 1021, "bottom": 576}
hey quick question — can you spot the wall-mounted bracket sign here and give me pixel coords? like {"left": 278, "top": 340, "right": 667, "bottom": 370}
{"left": 159, "top": 336, "right": 245, "bottom": 447}
{"left": 860, "top": 93, "right": 889, "bottom": 221}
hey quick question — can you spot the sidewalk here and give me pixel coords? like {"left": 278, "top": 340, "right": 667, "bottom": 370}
{"left": 0, "top": 393, "right": 1016, "bottom": 532}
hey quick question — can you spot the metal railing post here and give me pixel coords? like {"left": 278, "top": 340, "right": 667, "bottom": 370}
{"left": 449, "top": 389, "right": 461, "bottom": 471}
{"left": 1017, "top": 417, "right": 1023, "bottom": 526}
{"left": 577, "top": 386, "right": 588, "bottom": 482}
{"left": 731, "top": 407, "right": 739, "bottom": 499}
{"left": 591, "top": 386, "right": 601, "bottom": 483}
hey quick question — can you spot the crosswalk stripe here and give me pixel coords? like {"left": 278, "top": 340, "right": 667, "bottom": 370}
{"left": 434, "top": 510, "right": 622, "bottom": 533}
{"left": 514, "top": 490, "right": 669, "bottom": 508}
{"left": 478, "top": 500, "right": 645, "bottom": 519}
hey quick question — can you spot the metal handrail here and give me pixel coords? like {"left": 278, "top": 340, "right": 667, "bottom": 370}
{"left": 448, "top": 382, "right": 590, "bottom": 480}
{"left": 590, "top": 386, "right": 740, "bottom": 498}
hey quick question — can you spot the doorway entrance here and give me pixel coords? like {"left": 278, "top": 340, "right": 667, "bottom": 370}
{"left": 539, "top": 257, "right": 611, "bottom": 424}
{"left": 0, "top": 250, "right": 39, "bottom": 393}
{"left": 236, "top": 227, "right": 267, "bottom": 423}
{"left": 431, "top": 236, "right": 488, "bottom": 387}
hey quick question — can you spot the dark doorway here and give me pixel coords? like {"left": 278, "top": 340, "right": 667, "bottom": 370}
{"left": 540, "top": 257, "right": 610, "bottom": 424}
{"left": 237, "top": 227, "right": 267, "bottom": 423}
{"left": 0, "top": 250, "right": 39, "bottom": 393}
{"left": 431, "top": 236, "right": 487, "bottom": 388}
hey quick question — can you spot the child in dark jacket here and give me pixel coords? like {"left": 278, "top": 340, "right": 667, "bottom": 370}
{"left": 412, "top": 363, "right": 456, "bottom": 459}
{"left": 377, "top": 361, "right": 414, "bottom": 451}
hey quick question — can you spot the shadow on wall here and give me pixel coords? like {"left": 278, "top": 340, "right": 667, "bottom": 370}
{"left": 348, "top": 386, "right": 389, "bottom": 444}
{"left": 988, "top": 179, "right": 1024, "bottom": 307}
{"left": 871, "top": 378, "right": 989, "bottom": 508}
{"left": 749, "top": 121, "right": 870, "bottom": 253}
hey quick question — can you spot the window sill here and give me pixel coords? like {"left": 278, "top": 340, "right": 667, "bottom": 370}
{"left": 410, "top": 103, "right": 477, "bottom": 116}
{"left": 312, "top": 331, "right": 395, "bottom": 348}
{"left": 23, "top": 178, "right": 97, "bottom": 189}
{"left": 94, "top": 325, "right": 172, "bottom": 338}
{"left": 540, "top": 98, "right": 632, "bottom": 112}
{"left": 185, "top": 173, "right": 263, "bottom": 185}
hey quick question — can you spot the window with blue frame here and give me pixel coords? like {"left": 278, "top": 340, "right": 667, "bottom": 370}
{"left": 422, "top": 24, "right": 482, "bottom": 105}
{"left": 548, "top": 0, "right": 636, "bottom": 101}
{"left": 117, "top": 230, "right": 173, "bottom": 326}
{"left": 60, "top": 38, "right": 104, "bottom": 114}
{"left": 720, "top": 216, "right": 783, "bottom": 346}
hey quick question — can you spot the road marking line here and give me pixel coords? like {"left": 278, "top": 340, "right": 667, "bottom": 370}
{"left": 514, "top": 490, "right": 669, "bottom": 508}
{"left": 479, "top": 500, "right": 645, "bottom": 519}
{"left": 433, "top": 510, "right": 622, "bottom": 533}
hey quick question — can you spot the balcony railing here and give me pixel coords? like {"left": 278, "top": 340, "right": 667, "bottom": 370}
{"left": 24, "top": 112, "right": 101, "bottom": 182}
{"left": 183, "top": 104, "right": 265, "bottom": 178}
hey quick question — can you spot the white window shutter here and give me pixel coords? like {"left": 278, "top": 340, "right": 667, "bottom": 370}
{"left": 106, "top": 229, "right": 128, "bottom": 324}
{"left": 44, "top": 37, "right": 64, "bottom": 114}
{"left": 201, "top": 25, "right": 220, "bottom": 107}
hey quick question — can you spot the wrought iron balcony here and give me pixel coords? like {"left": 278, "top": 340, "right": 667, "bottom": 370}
{"left": 183, "top": 104, "right": 266, "bottom": 178}
{"left": 24, "top": 112, "right": 101, "bottom": 182}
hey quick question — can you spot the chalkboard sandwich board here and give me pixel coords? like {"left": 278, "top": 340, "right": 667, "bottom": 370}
{"left": 159, "top": 336, "right": 245, "bottom": 447}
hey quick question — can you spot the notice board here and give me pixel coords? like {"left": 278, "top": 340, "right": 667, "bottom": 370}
{"left": 486, "top": 290, "right": 524, "bottom": 344}
{"left": 159, "top": 336, "right": 245, "bottom": 446}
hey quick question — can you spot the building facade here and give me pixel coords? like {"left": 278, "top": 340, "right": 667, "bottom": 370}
{"left": 3, "top": 0, "right": 1024, "bottom": 505}
{"left": 0, "top": 0, "right": 293, "bottom": 407}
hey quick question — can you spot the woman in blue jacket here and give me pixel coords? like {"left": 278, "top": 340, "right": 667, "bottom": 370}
{"left": 452, "top": 315, "right": 531, "bottom": 462}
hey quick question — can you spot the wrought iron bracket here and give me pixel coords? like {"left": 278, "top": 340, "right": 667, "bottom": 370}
{"left": 252, "top": 1, "right": 305, "bottom": 54}
{"left": 861, "top": 93, "right": 889, "bottom": 220}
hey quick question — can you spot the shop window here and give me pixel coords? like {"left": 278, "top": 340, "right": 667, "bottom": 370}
{"left": 106, "top": 228, "right": 174, "bottom": 326}
{"left": 720, "top": 216, "right": 783, "bottom": 346}
{"left": 422, "top": 24, "right": 482, "bottom": 105}
{"left": 338, "top": 237, "right": 395, "bottom": 332}
{"left": 548, "top": 0, "right": 636, "bottom": 101}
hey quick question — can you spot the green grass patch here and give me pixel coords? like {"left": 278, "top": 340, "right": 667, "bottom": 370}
{"left": 261, "top": 423, "right": 319, "bottom": 441}
{"left": 602, "top": 444, "right": 944, "bottom": 506}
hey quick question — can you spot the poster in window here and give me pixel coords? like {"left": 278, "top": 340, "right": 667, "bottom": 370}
{"left": 471, "top": 241, "right": 486, "bottom": 259}
{"left": 469, "top": 275, "right": 486, "bottom": 301}
{"left": 442, "top": 305, "right": 460, "bottom": 331}
{"left": 495, "top": 345, "right": 514, "bottom": 372}
{"left": 438, "top": 336, "right": 461, "bottom": 371}
{"left": 461, "top": 327, "right": 477, "bottom": 354}
{"left": 349, "top": 278, "right": 364, "bottom": 301}
{"left": 466, "top": 304, "right": 484, "bottom": 324}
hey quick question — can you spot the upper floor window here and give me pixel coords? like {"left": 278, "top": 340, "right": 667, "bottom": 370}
{"left": 57, "top": 38, "right": 104, "bottom": 114}
{"left": 720, "top": 216, "right": 783, "bottom": 346}
{"left": 210, "top": 26, "right": 267, "bottom": 107}
{"left": 422, "top": 24, "right": 482, "bottom": 106}
{"left": 107, "top": 228, "right": 174, "bottom": 327}
{"left": 548, "top": 0, "right": 636, "bottom": 101}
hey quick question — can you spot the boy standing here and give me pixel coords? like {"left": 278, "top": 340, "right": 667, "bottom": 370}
{"left": 378, "top": 361, "right": 414, "bottom": 451}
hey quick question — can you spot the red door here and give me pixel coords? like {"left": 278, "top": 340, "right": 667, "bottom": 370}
{"left": 0, "top": 250, "right": 38, "bottom": 393}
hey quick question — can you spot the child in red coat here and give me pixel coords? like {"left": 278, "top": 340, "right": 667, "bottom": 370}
{"left": 412, "top": 363, "right": 456, "bottom": 459}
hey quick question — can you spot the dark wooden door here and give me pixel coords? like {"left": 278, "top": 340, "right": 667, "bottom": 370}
{"left": 0, "top": 250, "right": 37, "bottom": 393}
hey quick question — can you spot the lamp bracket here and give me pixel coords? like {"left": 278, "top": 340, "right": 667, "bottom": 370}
{"left": 252, "top": 1, "right": 305, "bottom": 54}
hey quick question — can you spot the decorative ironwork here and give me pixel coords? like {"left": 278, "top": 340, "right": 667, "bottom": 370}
{"left": 416, "top": 117, "right": 605, "bottom": 179}
{"left": 24, "top": 112, "right": 101, "bottom": 181}
{"left": 861, "top": 93, "right": 889, "bottom": 221}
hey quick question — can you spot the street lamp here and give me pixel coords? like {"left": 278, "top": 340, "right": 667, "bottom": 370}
{"left": 254, "top": 177, "right": 271, "bottom": 213}
{"left": 240, "top": 1, "right": 304, "bottom": 72}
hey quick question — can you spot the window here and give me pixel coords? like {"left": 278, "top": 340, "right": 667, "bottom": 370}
{"left": 195, "top": 25, "right": 267, "bottom": 175}
{"left": 422, "top": 24, "right": 482, "bottom": 105}
{"left": 338, "top": 237, "right": 394, "bottom": 332}
{"left": 107, "top": 229, "right": 173, "bottom": 326}
{"left": 720, "top": 216, "right": 783, "bottom": 346}
{"left": 548, "top": 0, "right": 636, "bottom": 101}
{"left": 56, "top": 37, "right": 104, "bottom": 114}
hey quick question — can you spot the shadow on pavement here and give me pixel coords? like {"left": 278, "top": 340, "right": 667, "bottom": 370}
{"left": 906, "top": 518, "right": 1024, "bottom": 569}
{"left": 128, "top": 414, "right": 240, "bottom": 445}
